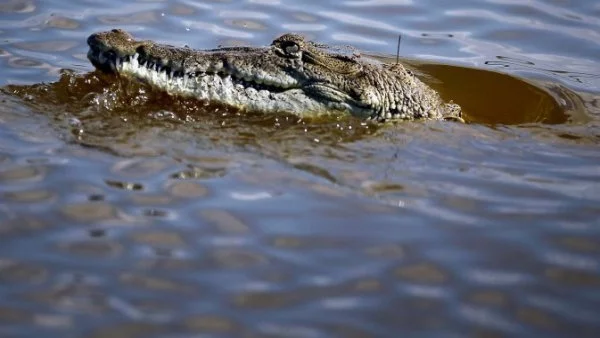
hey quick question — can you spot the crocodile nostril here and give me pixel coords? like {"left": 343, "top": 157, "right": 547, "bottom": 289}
{"left": 86, "top": 34, "right": 99, "bottom": 46}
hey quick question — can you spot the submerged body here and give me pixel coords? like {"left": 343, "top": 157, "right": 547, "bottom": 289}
{"left": 87, "top": 29, "right": 461, "bottom": 121}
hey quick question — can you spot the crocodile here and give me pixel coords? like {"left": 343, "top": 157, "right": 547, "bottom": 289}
{"left": 87, "top": 29, "right": 462, "bottom": 122}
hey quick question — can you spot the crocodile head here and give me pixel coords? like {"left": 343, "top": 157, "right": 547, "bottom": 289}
{"left": 87, "top": 29, "right": 461, "bottom": 121}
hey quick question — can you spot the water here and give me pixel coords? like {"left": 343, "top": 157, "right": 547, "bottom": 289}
{"left": 1, "top": 0, "right": 599, "bottom": 337}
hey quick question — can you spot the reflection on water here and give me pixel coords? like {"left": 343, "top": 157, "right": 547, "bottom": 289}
{"left": 1, "top": 0, "right": 600, "bottom": 337}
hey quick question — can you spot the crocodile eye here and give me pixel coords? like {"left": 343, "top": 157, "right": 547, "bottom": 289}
{"left": 278, "top": 41, "right": 301, "bottom": 58}
{"left": 284, "top": 42, "right": 299, "bottom": 54}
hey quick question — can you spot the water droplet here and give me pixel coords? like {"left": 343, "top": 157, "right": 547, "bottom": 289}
{"left": 68, "top": 117, "right": 81, "bottom": 127}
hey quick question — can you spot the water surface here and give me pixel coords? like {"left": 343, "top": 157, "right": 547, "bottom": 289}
{"left": 0, "top": 0, "right": 599, "bottom": 337}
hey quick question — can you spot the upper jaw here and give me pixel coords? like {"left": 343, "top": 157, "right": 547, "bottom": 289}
{"left": 87, "top": 35, "right": 303, "bottom": 88}
{"left": 93, "top": 44, "right": 293, "bottom": 95}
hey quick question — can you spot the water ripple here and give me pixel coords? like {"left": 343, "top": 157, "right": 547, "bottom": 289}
{"left": 0, "top": 0, "right": 599, "bottom": 337}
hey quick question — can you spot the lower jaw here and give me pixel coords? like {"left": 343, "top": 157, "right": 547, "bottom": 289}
{"left": 114, "top": 66, "right": 360, "bottom": 117}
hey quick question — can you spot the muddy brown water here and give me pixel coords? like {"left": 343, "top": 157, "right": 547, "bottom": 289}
{"left": 1, "top": 0, "right": 600, "bottom": 337}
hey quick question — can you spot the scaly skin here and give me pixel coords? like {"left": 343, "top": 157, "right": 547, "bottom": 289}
{"left": 87, "top": 29, "right": 462, "bottom": 121}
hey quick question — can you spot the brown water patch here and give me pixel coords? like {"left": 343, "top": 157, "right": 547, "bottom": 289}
{"left": 131, "top": 231, "right": 187, "bottom": 247}
{"left": 55, "top": 239, "right": 123, "bottom": 258}
{"left": 200, "top": 209, "right": 251, "bottom": 235}
{"left": 408, "top": 61, "right": 580, "bottom": 125}
{"left": 136, "top": 256, "right": 199, "bottom": 271}
{"left": 98, "top": 11, "right": 159, "bottom": 25}
{"left": 466, "top": 290, "right": 511, "bottom": 308}
{"left": 0, "top": 306, "right": 31, "bottom": 324}
{"left": 552, "top": 236, "right": 600, "bottom": 254}
{"left": 544, "top": 267, "right": 600, "bottom": 287}
{"left": 208, "top": 249, "right": 267, "bottom": 269}
{"left": 364, "top": 243, "right": 406, "bottom": 259}
{"left": 23, "top": 281, "right": 110, "bottom": 314}
{"left": 2, "top": 188, "right": 55, "bottom": 203}
{"left": 270, "top": 236, "right": 348, "bottom": 250}
{"left": 470, "top": 328, "right": 507, "bottom": 338}
{"left": 0, "top": 259, "right": 47, "bottom": 284}
{"left": 0, "top": 165, "right": 46, "bottom": 183}
{"left": 394, "top": 262, "right": 450, "bottom": 284}
{"left": 61, "top": 201, "right": 118, "bottom": 223}
{"left": 0, "top": 216, "right": 49, "bottom": 235}
{"left": 130, "top": 193, "right": 173, "bottom": 206}
{"left": 0, "top": 0, "right": 35, "bottom": 13}
{"left": 32, "top": 314, "right": 73, "bottom": 329}
{"left": 7, "top": 57, "right": 45, "bottom": 69}
{"left": 516, "top": 306, "right": 563, "bottom": 332}
{"left": 184, "top": 314, "right": 240, "bottom": 334}
{"left": 46, "top": 16, "right": 80, "bottom": 30}
{"left": 233, "top": 290, "right": 298, "bottom": 309}
{"left": 169, "top": 5, "right": 195, "bottom": 17}
{"left": 87, "top": 323, "right": 167, "bottom": 338}
{"left": 167, "top": 180, "right": 210, "bottom": 198}
{"left": 119, "top": 273, "right": 196, "bottom": 294}
{"left": 352, "top": 278, "right": 384, "bottom": 292}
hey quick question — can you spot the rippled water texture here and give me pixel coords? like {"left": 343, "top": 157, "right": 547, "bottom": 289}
{"left": 1, "top": 0, "right": 599, "bottom": 337}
